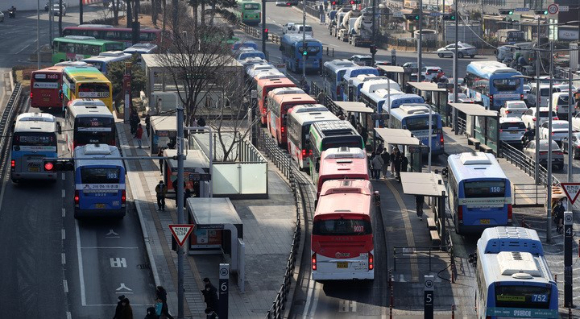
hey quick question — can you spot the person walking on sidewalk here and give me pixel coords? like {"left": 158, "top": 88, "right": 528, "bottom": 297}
{"left": 390, "top": 147, "right": 397, "bottom": 175}
{"left": 381, "top": 149, "right": 390, "bottom": 178}
{"left": 416, "top": 195, "right": 424, "bottom": 221}
{"left": 553, "top": 199, "right": 565, "bottom": 233}
{"left": 205, "top": 308, "right": 218, "bottom": 319}
{"left": 144, "top": 306, "right": 158, "bottom": 319}
{"left": 155, "top": 286, "right": 174, "bottom": 319}
{"left": 130, "top": 109, "right": 140, "bottom": 135}
{"left": 201, "top": 278, "right": 218, "bottom": 312}
{"left": 134, "top": 124, "right": 144, "bottom": 149}
{"left": 371, "top": 152, "right": 383, "bottom": 180}
{"left": 393, "top": 150, "right": 402, "bottom": 181}
{"left": 155, "top": 180, "right": 167, "bottom": 211}
{"left": 157, "top": 148, "right": 164, "bottom": 174}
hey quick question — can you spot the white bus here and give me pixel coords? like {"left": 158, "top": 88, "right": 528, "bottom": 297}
{"left": 65, "top": 99, "right": 116, "bottom": 155}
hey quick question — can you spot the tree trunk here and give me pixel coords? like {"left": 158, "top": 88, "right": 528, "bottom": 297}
{"left": 201, "top": 2, "right": 205, "bottom": 26}
{"left": 134, "top": 0, "right": 140, "bottom": 23}
{"left": 58, "top": 0, "right": 63, "bottom": 36}
{"left": 172, "top": 0, "right": 178, "bottom": 34}
{"left": 126, "top": 0, "right": 132, "bottom": 28}
{"left": 151, "top": 0, "right": 157, "bottom": 25}
{"left": 210, "top": 2, "right": 215, "bottom": 25}
{"left": 192, "top": 0, "right": 198, "bottom": 26}
{"left": 113, "top": 0, "right": 119, "bottom": 25}
{"left": 162, "top": 0, "right": 167, "bottom": 45}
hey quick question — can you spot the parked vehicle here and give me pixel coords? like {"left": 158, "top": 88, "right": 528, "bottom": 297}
{"left": 420, "top": 66, "right": 443, "bottom": 82}
{"left": 539, "top": 120, "right": 570, "bottom": 144}
{"left": 523, "top": 139, "right": 564, "bottom": 170}
{"left": 52, "top": 3, "right": 66, "bottom": 15}
{"left": 520, "top": 107, "right": 557, "bottom": 129}
{"left": 499, "top": 100, "right": 528, "bottom": 118}
{"left": 436, "top": 41, "right": 476, "bottom": 58}
{"left": 561, "top": 132, "right": 580, "bottom": 159}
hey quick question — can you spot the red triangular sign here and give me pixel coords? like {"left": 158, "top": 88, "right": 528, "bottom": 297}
{"left": 561, "top": 183, "right": 580, "bottom": 205}
{"left": 169, "top": 224, "right": 194, "bottom": 247}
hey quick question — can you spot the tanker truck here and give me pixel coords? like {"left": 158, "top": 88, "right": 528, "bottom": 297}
{"left": 330, "top": 7, "right": 351, "bottom": 38}
{"left": 349, "top": 12, "right": 373, "bottom": 47}
{"left": 337, "top": 9, "right": 361, "bottom": 42}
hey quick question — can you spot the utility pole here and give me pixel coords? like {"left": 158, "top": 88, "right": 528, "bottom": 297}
{"left": 371, "top": 0, "right": 376, "bottom": 66}
{"left": 79, "top": 0, "right": 83, "bottom": 24}
{"left": 261, "top": 0, "right": 266, "bottom": 54}
{"left": 417, "top": 0, "right": 423, "bottom": 76}
{"left": 535, "top": 15, "right": 541, "bottom": 185}
{"left": 176, "top": 105, "right": 185, "bottom": 318}
{"left": 568, "top": 69, "right": 573, "bottom": 182}
{"left": 547, "top": 40, "right": 554, "bottom": 244}
{"left": 302, "top": 0, "right": 306, "bottom": 80}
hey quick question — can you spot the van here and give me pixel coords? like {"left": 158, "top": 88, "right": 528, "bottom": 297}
{"left": 287, "top": 24, "right": 314, "bottom": 37}
{"left": 552, "top": 92, "right": 575, "bottom": 120}
{"left": 499, "top": 117, "right": 526, "bottom": 145}
{"left": 527, "top": 83, "right": 561, "bottom": 108}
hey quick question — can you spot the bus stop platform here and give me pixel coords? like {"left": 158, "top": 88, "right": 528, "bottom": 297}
{"left": 115, "top": 120, "right": 298, "bottom": 318}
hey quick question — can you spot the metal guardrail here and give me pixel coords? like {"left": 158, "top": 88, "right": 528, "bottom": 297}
{"left": 500, "top": 142, "right": 560, "bottom": 187}
{"left": 393, "top": 246, "right": 453, "bottom": 272}
{"left": 0, "top": 83, "right": 22, "bottom": 155}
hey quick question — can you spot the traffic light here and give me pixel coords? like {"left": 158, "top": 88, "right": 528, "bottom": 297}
{"left": 442, "top": 13, "right": 456, "bottom": 20}
{"left": 370, "top": 44, "right": 377, "bottom": 55}
{"left": 535, "top": 9, "right": 548, "bottom": 15}
{"left": 263, "top": 28, "right": 268, "bottom": 39}
{"left": 43, "top": 159, "right": 75, "bottom": 172}
{"left": 405, "top": 14, "right": 420, "bottom": 20}
{"left": 331, "top": 0, "right": 336, "bottom": 5}
{"left": 349, "top": 0, "right": 360, "bottom": 4}
{"left": 302, "top": 46, "right": 308, "bottom": 56}
{"left": 498, "top": 9, "right": 514, "bottom": 15}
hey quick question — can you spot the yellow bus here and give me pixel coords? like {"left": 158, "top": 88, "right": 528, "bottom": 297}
{"left": 62, "top": 66, "right": 114, "bottom": 112}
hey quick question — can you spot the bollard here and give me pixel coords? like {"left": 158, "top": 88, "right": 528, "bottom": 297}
{"left": 326, "top": 46, "right": 329, "bottom": 56}
{"left": 569, "top": 307, "right": 573, "bottom": 318}
{"left": 451, "top": 262, "right": 456, "bottom": 283}
{"left": 451, "top": 304, "right": 456, "bottom": 319}
{"left": 555, "top": 274, "right": 558, "bottom": 282}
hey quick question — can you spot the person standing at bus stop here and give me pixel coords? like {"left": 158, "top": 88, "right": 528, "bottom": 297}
{"left": 381, "top": 149, "right": 390, "bottom": 179}
{"left": 155, "top": 180, "right": 167, "bottom": 211}
{"left": 134, "top": 123, "right": 144, "bottom": 149}
{"left": 416, "top": 195, "right": 424, "bottom": 221}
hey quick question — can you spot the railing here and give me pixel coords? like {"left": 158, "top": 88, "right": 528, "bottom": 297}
{"left": 393, "top": 246, "right": 453, "bottom": 273}
{"left": 512, "top": 184, "right": 546, "bottom": 207}
{"left": 0, "top": 83, "right": 22, "bottom": 157}
{"left": 500, "top": 142, "right": 560, "bottom": 187}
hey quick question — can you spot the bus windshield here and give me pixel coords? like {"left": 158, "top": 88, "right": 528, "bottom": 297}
{"left": 493, "top": 78, "right": 521, "bottom": 91}
{"left": 464, "top": 180, "right": 505, "bottom": 198}
{"left": 243, "top": 3, "right": 260, "bottom": 10}
{"left": 495, "top": 285, "right": 552, "bottom": 309}
{"left": 104, "top": 43, "right": 125, "bottom": 51}
{"left": 78, "top": 84, "right": 110, "bottom": 98}
{"left": 405, "top": 117, "right": 434, "bottom": 131}
{"left": 313, "top": 218, "right": 372, "bottom": 235}
{"left": 13, "top": 132, "right": 56, "bottom": 147}
{"left": 321, "top": 136, "right": 362, "bottom": 151}
{"left": 81, "top": 167, "right": 121, "bottom": 183}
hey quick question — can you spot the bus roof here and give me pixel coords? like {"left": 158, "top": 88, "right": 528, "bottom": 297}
{"left": 64, "top": 25, "right": 160, "bottom": 32}
{"left": 82, "top": 54, "right": 132, "bottom": 64}
{"left": 290, "top": 104, "right": 328, "bottom": 113}
{"left": 311, "top": 120, "right": 358, "bottom": 137}
{"left": 360, "top": 79, "right": 401, "bottom": 94}
{"left": 64, "top": 66, "right": 111, "bottom": 83}
{"left": 447, "top": 152, "right": 508, "bottom": 182}
{"left": 343, "top": 66, "right": 380, "bottom": 79}
{"left": 318, "top": 148, "right": 368, "bottom": 178}
{"left": 271, "top": 93, "right": 316, "bottom": 105}
{"left": 390, "top": 104, "right": 434, "bottom": 119}
{"left": 257, "top": 77, "right": 295, "bottom": 89}
{"left": 323, "top": 59, "right": 357, "bottom": 72}
{"left": 288, "top": 110, "right": 339, "bottom": 126}
{"left": 478, "top": 250, "right": 553, "bottom": 287}
{"left": 466, "top": 61, "right": 520, "bottom": 78}
{"left": 74, "top": 144, "right": 124, "bottom": 167}
{"left": 14, "top": 113, "right": 57, "bottom": 133}
{"left": 316, "top": 180, "right": 373, "bottom": 217}
{"left": 268, "top": 87, "right": 304, "bottom": 97}
{"left": 53, "top": 36, "right": 124, "bottom": 45}
{"left": 281, "top": 34, "right": 321, "bottom": 44}
{"left": 478, "top": 226, "right": 543, "bottom": 255}
{"left": 68, "top": 103, "right": 114, "bottom": 118}
{"left": 33, "top": 66, "right": 65, "bottom": 74}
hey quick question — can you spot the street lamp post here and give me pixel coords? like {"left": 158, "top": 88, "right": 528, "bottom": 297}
{"left": 302, "top": 0, "right": 306, "bottom": 80}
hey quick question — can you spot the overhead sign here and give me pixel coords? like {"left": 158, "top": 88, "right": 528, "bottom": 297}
{"left": 559, "top": 5, "right": 569, "bottom": 12}
{"left": 561, "top": 183, "right": 580, "bottom": 205}
{"left": 547, "top": 3, "right": 558, "bottom": 15}
{"left": 430, "top": 12, "right": 441, "bottom": 16}
{"left": 169, "top": 224, "right": 194, "bottom": 246}
{"left": 515, "top": 7, "right": 530, "bottom": 11}
{"left": 392, "top": 11, "right": 403, "bottom": 18}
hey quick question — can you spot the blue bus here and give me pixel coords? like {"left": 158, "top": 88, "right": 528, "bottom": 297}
{"left": 82, "top": 51, "right": 132, "bottom": 75}
{"left": 322, "top": 59, "right": 357, "bottom": 100}
{"left": 446, "top": 152, "right": 512, "bottom": 234}
{"left": 10, "top": 113, "right": 61, "bottom": 183}
{"left": 280, "top": 34, "right": 323, "bottom": 74}
{"left": 340, "top": 67, "right": 380, "bottom": 101}
{"left": 74, "top": 144, "right": 126, "bottom": 219}
{"left": 464, "top": 61, "right": 524, "bottom": 110}
{"left": 475, "top": 227, "right": 558, "bottom": 319}
{"left": 389, "top": 104, "right": 444, "bottom": 155}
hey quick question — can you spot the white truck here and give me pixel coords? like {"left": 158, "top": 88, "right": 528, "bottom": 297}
{"left": 337, "top": 10, "right": 361, "bottom": 42}
{"left": 330, "top": 8, "right": 351, "bottom": 38}
{"left": 349, "top": 13, "right": 373, "bottom": 47}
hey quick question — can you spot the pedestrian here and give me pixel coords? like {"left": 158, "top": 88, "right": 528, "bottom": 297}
{"left": 360, "top": 125, "right": 368, "bottom": 147}
{"left": 144, "top": 113, "right": 151, "bottom": 136}
{"left": 205, "top": 308, "right": 218, "bottom": 319}
{"left": 155, "top": 180, "right": 167, "bottom": 211}
{"left": 553, "top": 200, "right": 565, "bottom": 233}
{"left": 390, "top": 147, "right": 397, "bottom": 175}
{"left": 319, "top": 4, "right": 325, "bottom": 24}
{"left": 113, "top": 295, "right": 126, "bottom": 319}
{"left": 393, "top": 150, "right": 401, "bottom": 180}
{"left": 184, "top": 187, "right": 192, "bottom": 208}
{"left": 201, "top": 278, "right": 218, "bottom": 311}
{"left": 130, "top": 109, "right": 140, "bottom": 135}
{"left": 157, "top": 148, "right": 164, "bottom": 174}
{"left": 401, "top": 154, "right": 409, "bottom": 172}
{"left": 416, "top": 195, "right": 424, "bottom": 221}
{"left": 376, "top": 142, "right": 384, "bottom": 155}
{"left": 155, "top": 286, "right": 174, "bottom": 319}
{"left": 156, "top": 98, "right": 162, "bottom": 115}
{"left": 114, "top": 296, "right": 133, "bottom": 319}
{"left": 371, "top": 152, "right": 383, "bottom": 180}
{"left": 197, "top": 116, "right": 206, "bottom": 128}
{"left": 144, "top": 306, "right": 158, "bottom": 319}
{"left": 134, "top": 124, "right": 144, "bottom": 149}
{"left": 381, "top": 149, "right": 390, "bottom": 178}
{"left": 316, "top": 91, "right": 325, "bottom": 104}
{"left": 349, "top": 114, "right": 357, "bottom": 128}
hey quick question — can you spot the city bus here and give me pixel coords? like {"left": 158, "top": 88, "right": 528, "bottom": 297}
{"left": 74, "top": 144, "right": 126, "bottom": 219}
{"left": 446, "top": 152, "right": 512, "bottom": 234}
{"left": 308, "top": 121, "right": 364, "bottom": 178}
{"left": 475, "top": 226, "right": 558, "bottom": 318}
{"left": 267, "top": 93, "right": 316, "bottom": 147}
{"left": 313, "top": 147, "right": 369, "bottom": 198}
{"left": 65, "top": 99, "right": 116, "bottom": 154}
{"left": 30, "top": 66, "right": 65, "bottom": 111}
{"left": 322, "top": 59, "right": 357, "bottom": 100}
{"left": 235, "top": 0, "right": 261, "bottom": 25}
{"left": 287, "top": 104, "right": 339, "bottom": 170}
{"left": 62, "top": 66, "right": 114, "bottom": 111}
{"left": 82, "top": 51, "right": 132, "bottom": 75}
{"left": 62, "top": 25, "right": 164, "bottom": 48}
{"left": 257, "top": 77, "right": 297, "bottom": 126}
{"left": 346, "top": 75, "right": 385, "bottom": 102}
{"left": 496, "top": 29, "right": 526, "bottom": 45}
{"left": 340, "top": 66, "right": 380, "bottom": 101}
{"left": 10, "top": 113, "right": 61, "bottom": 183}
{"left": 464, "top": 61, "right": 524, "bottom": 110}
{"left": 52, "top": 36, "right": 125, "bottom": 64}
{"left": 389, "top": 104, "right": 444, "bottom": 155}
{"left": 311, "top": 179, "right": 375, "bottom": 281}
{"left": 280, "top": 34, "right": 323, "bottom": 74}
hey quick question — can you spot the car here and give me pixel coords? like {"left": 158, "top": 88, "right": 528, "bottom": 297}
{"left": 499, "top": 100, "right": 528, "bottom": 118}
{"left": 561, "top": 132, "right": 580, "bottom": 159}
{"left": 553, "top": 84, "right": 577, "bottom": 92}
{"left": 236, "top": 49, "right": 266, "bottom": 61}
{"left": 528, "top": 84, "right": 562, "bottom": 108}
{"left": 232, "top": 40, "right": 258, "bottom": 52}
{"left": 539, "top": 120, "right": 570, "bottom": 144}
{"left": 436, "top": 41, "right": 477, "bottom": 58}
{"left": 520, "top": 107, "right": 558, "bottom": 130}
{"left": 420, "top": 66, "right": 443, "bottom": 82}
{"left": 523, "top": 139, "right": 564, "bottom": 170}
{"left": 402, "top": 61, "right": 425, "bottom": 72}
{"left": 52, "top": 2, "right": 67, "bottom": 15}
{"left": 0, "top": 10, "right": 4, "bottom": 22}
{"left": 499, "top": 117, "right": 526, "bottom": 146}
{"left": 286, "top": 24, "right": 313, "bottom": 37}
{"left": 523, "top": 84, "right": 531, "bottom": 101}
{"left": 552, "top": 92, "right": 575, "bottom": 120}
{"left": 282, "top": 22, "right": 295, "bottom": 34}
{"left": 349, "top": 55, "right": 373, "bottom": 67}
{"left": 448, "top": 93, "right": 474, "bottom": 103}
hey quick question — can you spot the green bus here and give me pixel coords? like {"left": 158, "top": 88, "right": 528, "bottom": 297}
{"left": 52, "top": 36, "right": 125, "bottom": 64}
{"left": 235, "top": 0, "right": 261, "bottom": 26}
{"left": 308, "top": 120, "right": 364, "bottom": 182}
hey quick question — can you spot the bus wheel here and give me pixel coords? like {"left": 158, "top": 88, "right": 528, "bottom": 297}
{"left": 11, "top": 178, "right": 19, "bottom": 184}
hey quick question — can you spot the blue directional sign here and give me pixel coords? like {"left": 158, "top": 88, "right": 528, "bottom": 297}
{"left": 515, "top": 8, "right": 530, "bottom": 11}
{"left": 430, "top": 12, "right": 441, "bottom": 16}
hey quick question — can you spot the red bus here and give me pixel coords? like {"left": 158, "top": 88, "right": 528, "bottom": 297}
{"left": 311, "top": 179, "right": 376, "bottom": 281}
{"left": 267, "top": 93, "right": 316, "bottom": 147}
{"left": 30, "top": 66, "right": 65, "bottom": 110}
{"left": 256, "top": 77, "right": 297, "bottom": 126}
{"left": 62, "top": 25, "right": 165, "bottom": 48}
{"left": 314, "top": 146, "right": 369, "bottom": 198}
{"left": 286, "top": 104, "right": 339, "bottom": 170}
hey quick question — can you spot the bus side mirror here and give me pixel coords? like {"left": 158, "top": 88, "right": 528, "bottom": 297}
{"left": 279, "top": 45, "right": 283, "bottom": 51}
{"left": 57, "top": 122, "right": 62, "bottom": 135}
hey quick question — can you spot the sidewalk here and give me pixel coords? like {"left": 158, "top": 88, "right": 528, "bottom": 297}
{"left": 116, "top": 120, "right": 298, "bottom": 318}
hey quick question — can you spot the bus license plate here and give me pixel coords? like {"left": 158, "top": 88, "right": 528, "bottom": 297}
{"left": 336, "top": 262, "right": 348, "bottom": 269}
{"left": 28, "top": 167, "right": 40, "bottom": 172}
{"left": 95, "top": 204, "right": 106, "bottom": 209}
{"left": 480, "top": 219, "right": 490, "bottom": 224}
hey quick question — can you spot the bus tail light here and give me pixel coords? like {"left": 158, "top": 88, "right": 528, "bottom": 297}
{"left": 74, "top": 190, "right": 80, "bottom": 206}
{"left": 281, "top": 126, "right": 285, "bottom": 133}
{"left": 540, "top": 151, "right": 547, "bottom": 155}
{"left": 30, "top": 92, "right": 33, "bottom": 99}
{"left": 302, "top": 149, "right": 306, "bottom": 157}
{"left": 309, "top": 149, "right": 313, "bottom": 156}
{"left": 121, "top": 190, "right": 126, "bottom": 205}
{"left": 10, "top": 160, "right": 14, "bottom": 168}
{"left": 489, "top": 95, "right": 493, "bottom": 105}
{"left": 532, "top": 117, "right": 536, "bottom": 121}
{"left": 457, "top": 206, "right": 463, "bottom": 223}
{"left": 507, "top": 204, "right": 512, "bottom": 223}
{"left": 312, "top": 253, "right": 317, "bottom": 270}
{"left": 554, "top": 117, "right": 559, "bottom": 120}
{"left": 520, "top": 94, "right": 524, "bottom": 100}
{"left": 368, "top": 253, "right": 374, "bottom": 270}
{"left": 440, "top": 134, "right": 444, "bottom": 146}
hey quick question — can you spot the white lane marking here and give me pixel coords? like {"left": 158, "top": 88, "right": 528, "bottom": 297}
{"left": 66, "top": 312, "right": 72, "bottom": 319}
{"left": 81, "top": 246, "right": 139, "bottom": 249}
{"left": 62, "top": 253, "right": 66, "bottom": 265}
{"left": 62, "top": 189, "right": 65, "bottom": 198}
{"left": 61, "top": 172, "right": 65, "bottom": 180}
{"left": 309, "top": 282, "right": 321, "bottom": 318}
{"left": 302, "top": 272, "right": 315, "bottom": 319}
{"left": 62, "top": 208, "right": 65, "bottom": 218}
{"left": 63, "top": 279, "right": 68, "bottom": 293}
{"left": 62, "top": 228, "right": 65, "bottom": 240}
{"left": 75, "top": 220, "right": 87, "bottom": 306}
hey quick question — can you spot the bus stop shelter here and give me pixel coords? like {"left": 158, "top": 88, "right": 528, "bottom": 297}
{"left": 400, "top": 172, "right": 447, "bottom": 249}
{"left": 449, "top": 103, "right": 500, "bottom": 155}
{"left": 377, "top": 65, "right": 407, "bottom": 89}
{"left": 407, "top": 82, "right": 450, "bottom": 126}
{"left": 374, "top": 128, "right": 426, "bottom": 172}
